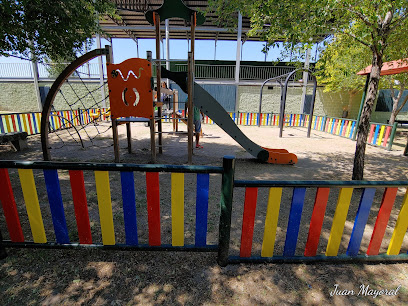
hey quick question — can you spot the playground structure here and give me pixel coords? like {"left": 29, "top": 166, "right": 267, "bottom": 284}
{"left": 40, "top": 48, "right": 112, "bottom": 160}
{"left": 1, "top": 157, "right": 408, "bottom": 266}
{"left": 258, "top": 69, "right": 317, "bottom": 139}
{"left": 39, "top": 0, "right": 298, "bottom": 165}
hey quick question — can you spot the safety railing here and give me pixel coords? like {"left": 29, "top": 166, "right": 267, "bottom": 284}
{"left": 0, "top": 108, "right": 110, "bottom": 136}
{"left": 0, "top": 159, "right": 225, "bottom": 257}
{"left": 0, "top": 63, "right": 105, "bottom": 79}
{"left": 199, "top": 112, "right": 398, "bottom": 151}
{"left": 1, "top": 157, "right": 408, "bottom": 266}
{"left": 174, "top": 64, "right": 299, "bottom": 80}
{"left": 226, "top": 179, "right": 408, "bottom": 265}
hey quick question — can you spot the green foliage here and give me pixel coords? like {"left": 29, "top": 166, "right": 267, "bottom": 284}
{"left": 207, "top": 0, "right": 408, "bottom": 179}
{"left": 315, "top": 34, "right": 371, "bottom": 92}
{"left": 0, "top": 0, "right": 117, "bottom": 61}
{"left": 207, "top": 0, "right": 408, "bottom": 59}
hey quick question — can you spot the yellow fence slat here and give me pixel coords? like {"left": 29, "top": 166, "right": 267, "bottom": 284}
{"left": 18, "top": 169, "right": 47, "bottom": 243}
{"left": 326, "top": 188, "right": 354, "bottom": 256}
{"left": 261, "top": 188, "right": 283, "bottom": 257}
{"left": 94, "top": 171, "right": 115, "bottom": 245}
{"left": 387, "top": 189, "right": 408, "bottom": 255}
{"left": 171, "top": 173, "right": 184, "bottom": 246}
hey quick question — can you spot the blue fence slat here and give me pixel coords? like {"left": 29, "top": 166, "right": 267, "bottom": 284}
{"left": 346, "top": 188, "right": 376, "bottom": 256}
{"left": 195, "top": 173, "right": 210, "bottom": 247}
{"left": 350, "top": 122, "right": 356, "bottom": 139}
{"left": 340, "top": 120, "right": 345, "bottom": 135}
{"left": 43, "top": 169, "right": 70, "bottom": 244}
{"left": 16, "top": 115, "right": 23, "bottom": 132}
{"left": 373, "top": 125, "right": 380, "bottom": 144}
{"left": 33, "top": 114, "right": 39, "bottom": 133}
{"left": 0, "top": 116, "right": 4, "bottom": 133}
{"left": 120, "top": 171, "right": 138, "bottom": 245}
{"left": 283, "top": 188, "right": 306, "bottom": 257}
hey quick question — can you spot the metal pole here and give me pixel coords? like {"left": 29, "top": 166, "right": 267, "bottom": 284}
{"left": 217, "top": 156, "right": 235, "bottom": 267}
{"left": 31, "top": 56, "right": 42, "bottom": 112}
{"left": 155, "top": 13, "right": 163, "bottom": 154}
{"left": 306, "top": 73, "right": 318, "bottom": 138}
{"left": 187, "top": 13, "right": 196, "bottom": 164}
{"left": 264, "top": 43, "right": 267, "bottom": 62}
{"left": 96, "top": 34, "right": 107, "bottom": 108}
{"left": 85, "top": 43, "right": 90, "bottom": 78}
{"left": 165, "top": 19, "right": 170, "bottom": 88}
{"left": 353, "top": 75, "right": 370, "bottom": 140}
{"left": 147, "top": 51, "right": 156, "bottom": 163}
{"left": 300, "top": 48, "right": 311, "bottom": 113}
{"left": 214, "top": 36, "right": 217, "bottom": 60}
{"left": 187, "top": 52, "right": 194, "bottom": 164}
{"left": 235, "top": 12, "right": 242, "bottom": 113}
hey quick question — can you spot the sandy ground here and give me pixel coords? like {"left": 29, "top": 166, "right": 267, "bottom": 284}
{"left": 1, "top": 121, "right": 408, "bottom": 305}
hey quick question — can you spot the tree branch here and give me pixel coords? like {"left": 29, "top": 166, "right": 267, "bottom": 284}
{"left": 345, "top": 5, "right": 373, "bottom": 27}
{"left": 396, "top": 94, "right": 408, "bottom": 114}
{"left": 389, "top": 12, "right": 408, "bottom": 31}
{"left": 343, "top": 32, "right": 371, "bottom": 48}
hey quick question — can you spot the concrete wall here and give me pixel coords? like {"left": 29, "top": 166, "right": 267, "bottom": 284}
{"left": 0, "top": 81, "right": 39, "bottom": 113}
{"left": 0, "top": 80, "right": 109, "bottom": 113}
{"left": 237, "top": 85, "right": 364, "bottom": 118}
{"left": 1, "top": 80, "right": 407, "bottom": 123}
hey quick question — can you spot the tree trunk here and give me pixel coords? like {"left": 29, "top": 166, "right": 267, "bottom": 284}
{"left": 389, "top": 83, "right": 406, "bottom": 125}
{"left": 389, "top": 108, "right": 397, "bottom": 125}
{"left": 352, "top": 52, "right": 382, "bottom": 180}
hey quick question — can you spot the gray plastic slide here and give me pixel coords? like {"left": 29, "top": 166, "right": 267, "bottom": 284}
{"left": 194, "top": 83, "right": 273, "bottom": 162}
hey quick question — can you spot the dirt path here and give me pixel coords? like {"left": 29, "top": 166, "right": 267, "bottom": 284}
{"left": 0, "top": 122, "right": 407, "bottom": 305}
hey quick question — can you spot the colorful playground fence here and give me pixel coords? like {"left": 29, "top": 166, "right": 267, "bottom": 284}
{"left": 195, "top": 112, "right": 398, "bottom": 151}
{"left": 1, "top": 157, "right": 408, "bottom": 266}
{"left": 0, "top": 108, "right": 110, "bottom": 136}
{"left": 0, "top": 159, "right": 224, "bottom": 256}
{"left": 0, "top": 110, "right": 399, "bottom": 151}
{"left": 230, "top": 179, "right": 408, "bottom": 264}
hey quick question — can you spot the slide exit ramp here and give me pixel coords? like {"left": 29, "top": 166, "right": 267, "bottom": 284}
{"left": 194, "top": 83, "right": 297, "bottom": 164}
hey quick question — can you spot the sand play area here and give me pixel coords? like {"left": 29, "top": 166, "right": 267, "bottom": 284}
{"left": 0, "top": 121, "right": 408, "bottom": 305}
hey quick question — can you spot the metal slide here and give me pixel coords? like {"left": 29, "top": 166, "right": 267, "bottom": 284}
{"left": 194, "top": 83, "right": 297, "bottom": 164}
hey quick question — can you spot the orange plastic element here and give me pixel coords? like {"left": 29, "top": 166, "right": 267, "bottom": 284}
{"left": 262, "top": 147, "right": 298, "bottom": 165}
{"left": 107, "top": 58, "right": 153, "bottom": 120}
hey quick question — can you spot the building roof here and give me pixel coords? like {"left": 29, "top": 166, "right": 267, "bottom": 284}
{"left": 99, "top": 0, "right": 265, "bottom": 41}
{"left": 357, "top": 59, "right": 408, "bottom": 76}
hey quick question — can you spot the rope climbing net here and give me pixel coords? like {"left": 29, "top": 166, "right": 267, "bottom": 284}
{"left": 47, "top": 66, "right": 112, "bottom": 150}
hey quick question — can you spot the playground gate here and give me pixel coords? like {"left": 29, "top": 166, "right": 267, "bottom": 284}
{"left": 1, "top": 157, "right": 408, "bottom": 266}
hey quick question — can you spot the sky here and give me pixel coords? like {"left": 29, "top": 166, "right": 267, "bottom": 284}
{"left": 0, "top": 37, "right": 320, "bottom": 64}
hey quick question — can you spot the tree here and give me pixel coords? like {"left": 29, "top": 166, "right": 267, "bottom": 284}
{"left": 387, "top": 73, "right": 408, "bottom": 125}
{"left": 315, "top": 33, "right": 371, "bottom": 113}
{"left": 316, "top": 34, "right": 408, "bottom": 125}
{"left": 208, "top": 0, "right": 408, "bottom": 179}
{"left": 0, "top": 0, "right": 116, "bottom": 61}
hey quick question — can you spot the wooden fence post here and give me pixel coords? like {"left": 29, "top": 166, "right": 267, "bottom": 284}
{"left": 387, "top": 122, "right": 398, "bottom": 151}
{"left": 217, "top": 155, "right": 235, "bottom": 267}
{"left": 0, "top": 228, "right": 7, "bottom": 260}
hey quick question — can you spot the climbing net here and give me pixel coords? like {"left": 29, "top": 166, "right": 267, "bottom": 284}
{"left": 47, "top": 65, "right": 112, "bottom": 149}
